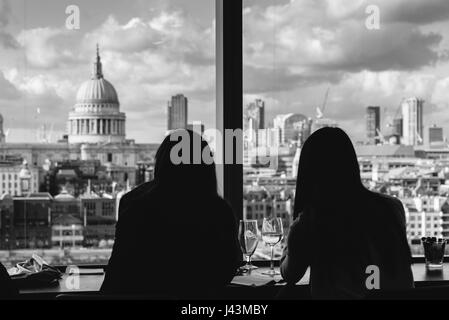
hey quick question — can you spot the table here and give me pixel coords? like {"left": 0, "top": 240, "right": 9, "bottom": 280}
{"left": 18, "top": 263, "right": 449, "bottom": 297}
{"left": 20, "top": 274, "right": 105, "bottom": 295}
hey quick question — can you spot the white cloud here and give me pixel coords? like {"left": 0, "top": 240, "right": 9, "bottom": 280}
{"left": 0, "top": 70, "right": 20, "bottom": 100}
{"left": 243, "top": 0, "right": 447, "bottom": 88}
{"left": 17, "top": 27, "right": 78, "bottom": 68}
{"left": 0, "top": 8, "right": 216, "bottom": 142}
{"left": 3, "top": 0, "right": 449, "bottom": 142}
{"left": 431, "top": 77, "right": 449, "bottom": 108}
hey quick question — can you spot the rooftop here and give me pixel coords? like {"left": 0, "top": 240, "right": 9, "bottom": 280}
{"left": 355, "top": 144, "right": 415, "bottom": 157}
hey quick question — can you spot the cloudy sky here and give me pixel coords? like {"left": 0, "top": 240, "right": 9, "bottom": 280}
{"left": 0, "top": 0, "right": 215, "bottom": 143}
{"left": 243, "top": 0, "right": 449, "bottom": 142}
{"left": 1, "top": 0, "right": 449, "bottom": 143}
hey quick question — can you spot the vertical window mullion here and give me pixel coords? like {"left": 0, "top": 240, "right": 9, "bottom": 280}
{"left": 216, "top": 0, "right": 243, "bottom": 220}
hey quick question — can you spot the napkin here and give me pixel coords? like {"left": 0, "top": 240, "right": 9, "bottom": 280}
{"left": 8, "top": 254, "right": 62, "bottom": 288}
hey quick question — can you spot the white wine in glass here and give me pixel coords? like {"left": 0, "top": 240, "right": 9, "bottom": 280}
{"left": 238, "top": 220, "right": 259, "bottom": 271}
{"left": 261, "top": 217, "right": 283, "bottom": 276}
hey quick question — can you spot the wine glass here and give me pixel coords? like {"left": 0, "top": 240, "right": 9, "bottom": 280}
{"left": 261, "top": 217, "right": 283, "bottom": 276}
{"left": 238, "top": 220, "right": 259, "bottom": 272}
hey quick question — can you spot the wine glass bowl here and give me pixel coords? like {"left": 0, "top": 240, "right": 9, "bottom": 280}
{"left": 238, "top": 220, "right": 259, "bottom": 272}
{"left": 261, "top": 217, "right": 283, "bottom": 276}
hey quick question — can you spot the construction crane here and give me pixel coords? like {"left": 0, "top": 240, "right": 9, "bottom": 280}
{"left": 375, "top": 128, "right": 386, "bottom": 144}
{"left": 385, "top": 98, "right": 404, "bottom": 129}
{"left": 316, "top": 87, "right": 330, "bottom": 119}
{"left": 416, "top": 130, "right": 423, "bottom": 144}
{"left": 34, "top": 107, "right": 54, "bottom": 144}
{"left": 37, "top": 123, "right": 55, "bottom": 143}
{"left": 47, "top": 123, "right": 55, "bottom": 143}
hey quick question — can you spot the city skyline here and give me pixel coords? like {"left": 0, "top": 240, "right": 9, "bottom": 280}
{"left": 1, "top": 0, "right": 449, "bottom": 144}
{"left": 243, "top": 0, "right": 449, "bottom": 143}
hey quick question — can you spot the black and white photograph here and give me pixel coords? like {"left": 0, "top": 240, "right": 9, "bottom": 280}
{"left": 1, "top": 0, "right": 449, "bottom": 310}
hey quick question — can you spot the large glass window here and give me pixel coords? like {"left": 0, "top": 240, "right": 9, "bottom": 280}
{"left": 243, "top": 0, "right": 449, "bottom": 258}
{"left": 0, "top": 0, "right": 215, "bottom": 268}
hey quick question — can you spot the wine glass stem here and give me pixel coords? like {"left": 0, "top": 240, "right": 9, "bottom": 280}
{"left": 246, "top": 255, "right": 251, "bottom": 267}
{"left": 270, "top": 245, "right": 274, "bottom": 272}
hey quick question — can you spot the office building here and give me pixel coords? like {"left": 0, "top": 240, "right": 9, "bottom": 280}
{"left": 429, "top": 125, "right": 444, "bottom": 145}
{"left": 366, "top": 106, "right": 381, "bottom": 144}
{"left": 256, "top": 128, "right": 281, "bottom": 149}
{"left": 11, "top": 193, "right": 53, "bottom": 249}
{"left": 40, "top": 159, "right": 134, "bottom": 197}
{"left": 273, "top": 113, "right": 310, "bottom": 145}
{"left": 0, "top": 114, "right": 5, "bottom": 144}
{"left": 0, "top": 194, "right": 14, "bottom": 249}
{"left": 80, "top": 190, "right": 117, "bottom": 247}
{"left": 393, "top": 118, "right": 403, "bottom": 137}
{"left": 187, "top": 122, "right": 205, "bottom": 135}
{"left": 311, "top": 118, "right": 338, "bottom": 135}
{"left": 167, "top": 94, "right": 188, "bottom": 131}
{"left": 135, "top": 162, "right": 155, "bottom": 186}
{"left": 401, "top": 97, "right": 424, "bottom": 146}
{"left": 0, "top": 160, "right": 39, "bottom": 196}
{"left": 244, "top": 99, "right": 265, "bottom": 131}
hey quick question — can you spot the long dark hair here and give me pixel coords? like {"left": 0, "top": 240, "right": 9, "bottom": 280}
{"left": 293, "top": 127, "right": 409, "bottom": 280}
{"left": 294, "top": 127, "right": 364, "bottom": 218}
{"left": 153, "top": 129, "right": 217, "bottom": 194}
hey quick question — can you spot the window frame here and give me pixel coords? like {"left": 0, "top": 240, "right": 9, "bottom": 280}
{"left": 215, "top": 0, "right": 243, "bottom": 221}
{"left": 2, "top": 1, "right": 243, "bottom": 269}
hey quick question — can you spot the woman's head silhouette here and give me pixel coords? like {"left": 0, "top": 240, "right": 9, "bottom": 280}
{"left": 288, "top": 128, "right": 410, "bottom": 292}
{"left": 153, "top": 129, "right": 217, "bottom": 194}
{"left": 294, "top": 127, "right": 364, "bottom": 217}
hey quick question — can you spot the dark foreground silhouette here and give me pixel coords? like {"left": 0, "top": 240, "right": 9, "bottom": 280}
{"left": 280, "top": 127, "right": 414, "bottom": 299}
{"left": 0, "top": 262, "right": 17, "bottom": 299}
{"left": 101, "top": 129, "right": 242, "bottom": 298}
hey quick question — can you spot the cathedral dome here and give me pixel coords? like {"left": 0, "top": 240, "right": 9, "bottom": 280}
{"left": 76, "top": 78, "right": 118, "bottom": 104}
{"left": 75, "top": 45, "right": 119, "bottom": 104}
{"left": 68, "top": 44, "right": 126, "bottom": 145}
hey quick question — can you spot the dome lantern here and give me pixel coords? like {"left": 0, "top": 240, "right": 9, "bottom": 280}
{"left": 92, "top": 43, "right": 103, "bottom": 80}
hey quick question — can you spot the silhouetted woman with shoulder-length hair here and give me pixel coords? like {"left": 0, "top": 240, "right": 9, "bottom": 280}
{"left": 101, "top": 129, "right": 242, "bottom": 298}
{"left": 281, "top": 127, "right": 413, "bottom": 299}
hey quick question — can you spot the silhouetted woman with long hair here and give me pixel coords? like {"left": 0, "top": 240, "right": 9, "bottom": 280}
{"left": 281, "top": 127, "right": 413, "bottom": 299}
{"left": 101, "top": 129, "right": 242, "bottom": 298}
